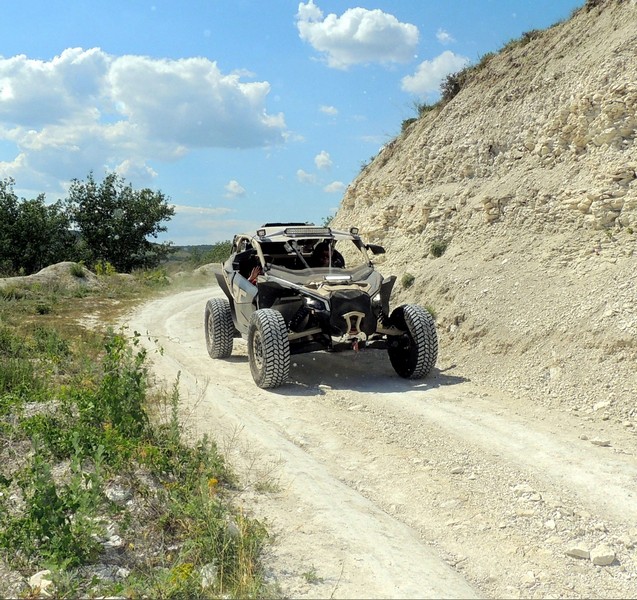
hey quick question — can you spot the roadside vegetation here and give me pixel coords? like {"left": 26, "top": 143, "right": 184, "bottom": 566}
{"left": 0, "top": 271, "right": 272, "bottom": 598}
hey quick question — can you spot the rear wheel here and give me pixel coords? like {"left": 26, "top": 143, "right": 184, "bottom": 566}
{"left": 248, "top": 309, "right": 290, "bottom": 388}
{"left": 387, "top": 304, "right": 438, "bottom": 378}
{"left": 205, "top": 298, "right": 234, "bottom": 359}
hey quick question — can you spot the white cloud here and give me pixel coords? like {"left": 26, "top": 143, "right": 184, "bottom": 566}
{"left": 323, "top": 180, "right": 346, "bottom": 193}
{"left": 109, "top": 55, "right": 285, "bottom": 149}
{"left": 401, "top": 50, "right": 470, "bottom": 97}
{"left": 297, "top": 169, "right": 316, "bottom": 184}
{"left": 436, "top": 29, "right": 455, "bottom": 45}
{"left": 0, "top": 48, "right": 287, "bottom": 191}
{"left": 296, "top": 1, "right": 419, "bottom": 69}
{"left": 172, "top": 204, "right": 233, "bottom": 216}
{"left": 224, "top": 180, "right": 246, "bottom": 199}
{"left": 314, "top": 150, "right": 332, "bottom": 170}
{"left": 114, "top": 159, "right": 158, "bottom": 182}
{"left": 319, "top": 104, "right": 338, "bottom": 116}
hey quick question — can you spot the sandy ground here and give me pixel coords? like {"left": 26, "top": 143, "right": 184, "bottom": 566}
{"left": 123, "top": 285, "right": 637, "bottom": 599}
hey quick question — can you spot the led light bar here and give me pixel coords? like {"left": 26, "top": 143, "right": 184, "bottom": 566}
{"left": 284, "top": 227, "right": 331, "bottom": 237}
{"left": 325, "top": 275, "right": 352, "bottom": 283}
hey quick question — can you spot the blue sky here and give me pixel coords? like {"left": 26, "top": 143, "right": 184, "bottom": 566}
{"left": 0, "top": 0, "right": 583, "bottom": 245}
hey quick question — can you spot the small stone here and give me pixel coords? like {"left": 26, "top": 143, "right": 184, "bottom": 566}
{"left": 590, "top": 544, "right": 615, "bottom": 566}
{"left": 513, "top": 483, "right": 535, "bottom": 496}
{"left": 579, "top": 434, "right": 589, "bottom": 440}
{"left": 566, "top": 545, "right": 590, "bottom": 560}
{"left": 450, "top": 466, "right": 464, "bottom": 475}
{"left": 29, "top": 570, "right": 53, "bottom": 595}
{"left": 544, "top": 519, "right": 556, "bottom": 530}
{"left": 590, "top": 438, "right": 611, "bottom": 447}
{"left": 520, "top": 571, "right": 536, "bottom": 586}
{"left": 446, "top": 519, "right": 460, "bottom": 527}
{"left": 103, "top": 534, "right": 125, "bottom": 550}
{"left": 201, "top": 562, "right": 218, "bottom": 589}
{"left": 104, "top": 483, "right": 133, "bottom": 505}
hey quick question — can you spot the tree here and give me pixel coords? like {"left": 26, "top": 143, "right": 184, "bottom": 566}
{"left": 0, "top": 179, "right": 19, "bottom": 274}
{"left": 65, "top": 172, "right": 175, "bottom": 272}
{"left": 0, "top": 178, "right": 75, "bottom": 275}
{"left": 14, "top": 196, "right": 76, "bottom": 274}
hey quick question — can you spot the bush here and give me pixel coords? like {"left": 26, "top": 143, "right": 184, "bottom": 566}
{"left": 69, "top": 263, "right": 86, "bottom": 278}
{"left": 441, "top": 68, "right": 473, "bottom": 104}
{"left": 401, "top": 273, "right": 415, "bottom": 288}
{"left": 430, "top": 239, "right": 448, "bottom": 258}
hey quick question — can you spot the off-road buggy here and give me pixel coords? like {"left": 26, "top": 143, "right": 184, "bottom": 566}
{"left": 205, "top": 223, "right": 438, "bottom": 388}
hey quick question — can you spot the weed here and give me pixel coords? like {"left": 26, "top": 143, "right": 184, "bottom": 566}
{"left": 424, "top": 304, "right": 438, "bottom": 320}
{"left": 401, "top": 117, "right": 417, "bottom": 132}
{"left": 95, "top": 261, "right": 116, "bottom": 277}
{"left": 401, "top": 273, "right": 415, "bottom": 289}
{"left": 302, "top": 566, "right": 324, "bottom": 584}
{"left": 136, "top": 268, "right": 170, "bottom": 288}
{"left": 0, "top": 436, "right": 105, "bottom": 568}
{"left": 0, "top": 285, "right": 27, "bottom": 301}
{"left": 35, "top": 302, "right": 52, "bottom": 315}
{"left": 441, "top": 68, "right": 473, "bottom": 104}
{"left": 430, "top": 239, "right": 448, "bottom": 258}
{"left": 69, "top": 263, "right": 86, "bottom": 279}
{"left": 0, "top": 276, "right": 271, "bottom": 598}
{"left": 33, "top": 326, "right": 70, "bottom": 359}
{"left": 0, "top": 357, "right": 48, "bottom": 405}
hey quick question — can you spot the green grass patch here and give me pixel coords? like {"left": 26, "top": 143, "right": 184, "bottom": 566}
{"left": 0, "top": 278, "right": 271, "bottom": 598}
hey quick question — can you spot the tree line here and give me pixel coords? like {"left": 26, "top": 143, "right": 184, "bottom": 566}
{"left": 0, "top": 173, "right": 175, "bottom": 275}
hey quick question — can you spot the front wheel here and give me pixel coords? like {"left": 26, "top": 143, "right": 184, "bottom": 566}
{"left": 387, "top": 304, "right": 438, "bottom": 379}
{"left": 248, "top": 309, "right": 290, "bottom": 388}
{"left": 205, "top": 298, "right": 234, "bottom": 359}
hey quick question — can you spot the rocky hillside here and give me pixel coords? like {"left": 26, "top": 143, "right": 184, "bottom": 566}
{"left": 332, "top": 0, "right": 637, "bottom": 423}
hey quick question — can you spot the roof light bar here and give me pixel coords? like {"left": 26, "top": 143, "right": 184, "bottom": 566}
{"left": 284, "top": 226, "right": 331, "bottom": 237}
{"left": 325, "top": 274, "right": 352, "bottom": 283}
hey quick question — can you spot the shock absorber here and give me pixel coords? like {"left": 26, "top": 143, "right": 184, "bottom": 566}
{"left": 289, "top": 304, "right": 309, "bottom": 332}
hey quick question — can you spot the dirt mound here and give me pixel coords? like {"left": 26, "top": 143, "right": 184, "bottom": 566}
{"left": 332, "top": 0, "right": 637, "bottom": 422}
{"left": 0, "top": 262, "right": 101, "bottom": 291}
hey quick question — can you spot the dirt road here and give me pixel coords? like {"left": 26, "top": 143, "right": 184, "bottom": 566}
{"left": 124, "top": 286, "right": 637, "bottom": 599}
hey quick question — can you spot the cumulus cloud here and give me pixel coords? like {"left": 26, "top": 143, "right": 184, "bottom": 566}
{"left": 224, "top": 180, "right": 246, "bottom": 199}
{"left": 297, "top": 168, "right": 316, "bottom": 184}
{"left": 314, "top": 150, "right": 332, "bottom": 170}
{"left": 296, "top": 1, "right": 419, "bottom": 69}
{"left": 0, "top": 48, "right": 287, "bottom": 190}
{"left": 436, "top": 29, "right": 455, "bottom": 45}
{"left": 319, "top": 104, "right": 338, "bottom": 116}
{"left": 323, "top": 180, "right": 346, "bottom": 193}
{"left": 401, "top": 50, "right": 470, "bottom": 97}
